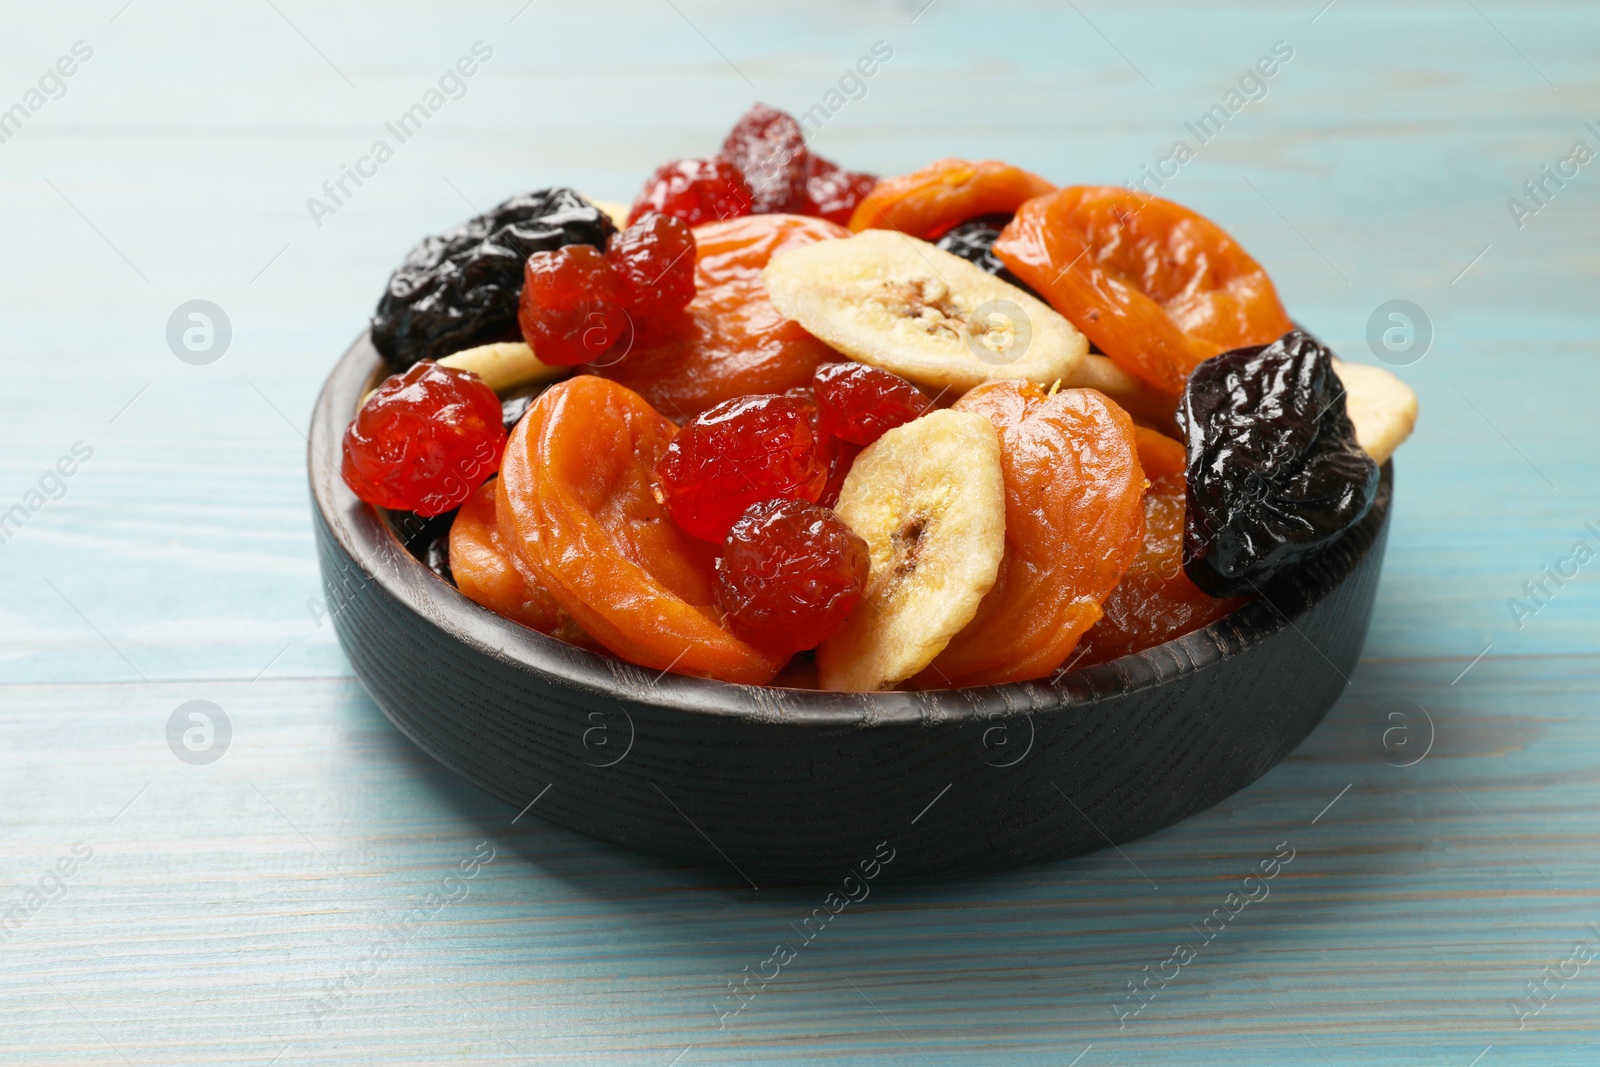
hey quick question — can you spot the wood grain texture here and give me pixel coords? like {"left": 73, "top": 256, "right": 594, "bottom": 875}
{"left": 2, "top": 0, "right": 1598, "bottom": 1062}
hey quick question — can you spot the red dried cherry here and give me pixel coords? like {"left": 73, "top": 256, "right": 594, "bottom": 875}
{"left": 813, "top": 362, "right": 932, "bottom": 446}
{"left": 606, "top": 212, "right": 697, "bottom": 323}
{"left": 803, "top": 155, "right": 878, "bottom": 225}
{"left": 655, "top": 394, "right": 826, "bottom": 542}
{"left": 719, "top": 104, "right": 809, "bottom": 214}
{"left": 629, "top": 158, "right": 752, "bottom": 227}
{"left": 341, "top": 361, "right": 506, "bottom": 518}
{"left": 715, "top": 498, "right": 869, "bottom": 655}
{"left": 518, "top": 244, "right": 630, "bottom": 367}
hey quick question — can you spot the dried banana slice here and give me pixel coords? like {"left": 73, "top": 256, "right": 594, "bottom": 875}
{"left": 438, "top": 341, "right": 568, "bottom": 395}
{"left": 816, "top": 409, "right": 1006, "bottom": 692}
{"left": 1331, "top": 358, "right": 1418, "bottom": 465}
{"left": 763, "top": 229, "right": 1088, "bottom": 394}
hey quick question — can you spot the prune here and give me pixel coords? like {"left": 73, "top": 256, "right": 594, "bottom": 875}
{"left": 341, "top": 361, "right": 506, "bottom": 517}
{"left": 1180, "top": 329, "right": 1379, "bottom": 597}
{"left": 518, "top": 245, "right": 631, "bottom": 366}
{"left": 812, "top": 362, "right": 930, "bottom": 446}
{"left": 715, "top": 498, "right": 869, "bottom": 655}
{"left": 720, "top": 103, "right": 810, "bottom": 214}
{"left": 501, "top": 392, "right": 535, "bottom": 434}
{"left": 654, "top": 393, "right": 827, "bottom": 542}
{"left": 629, "top": 159, "right": 753, "bottom": 227}
{"left": 425, "top": 533, "right": 455, "bottom": 586}
{"left": 934, "top": 214, "right": 1033, "bottom": 292}
{"left": 371, "top": 188, "right": 617, "bottom": 370}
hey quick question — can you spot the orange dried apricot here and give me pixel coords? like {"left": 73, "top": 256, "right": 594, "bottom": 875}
{"left": 448, "top": 479, "right": 587, "bottom": 642}
{"left": 598, "top": 214, "right": 848, "bottom": 419}
{"left": 1071, "top": 471, "right": 1249, "bottom": 669}
{"left": 913, "top": 380, "right": 1146, "bottom": 688}
{"left": 847, "top": 158, "right": 1055, "bottom": 239}
{"left": 496, "top": 376, "right": 785, "bottom": 685}
{"left": 1133, "top": 424, "right": 1186, "bottom": 480}
{"left": 993, "top": 186, "right": 1294, "bottom": 395}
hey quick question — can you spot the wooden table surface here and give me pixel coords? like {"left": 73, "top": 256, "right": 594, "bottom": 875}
{"left": 3, "top": 1, "right": 1598, "bottom": 1063}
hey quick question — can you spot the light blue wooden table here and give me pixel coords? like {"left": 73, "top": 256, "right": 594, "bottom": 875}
{"left": 3, "top": 1, "right": 1598, "bottom": 1063}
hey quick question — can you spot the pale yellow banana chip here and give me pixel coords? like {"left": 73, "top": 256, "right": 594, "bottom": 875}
{"left": 1332, "top": 358, "right": 1417, "bottom": 465}
{"left": 817, "top": 409, "right": 1006, "bottom": 692}
{"left": 438, "top": 341, "right": 568, "bottom": 395}
{"left": 763, "top": 229, "right": 1088, "bottom": 395}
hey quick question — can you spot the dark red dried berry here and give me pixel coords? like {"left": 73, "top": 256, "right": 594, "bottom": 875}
{"left": 803, "top": 155, "right": 878, "bottom": 225}
{"left": 629, "top": 158, "right": 753, "bottom": 227}
{"left": 517, "top": 245, "right": 631, "bottom": 367}
{"left": 655, "top": 394, "right": 827, "bottom": 542}
{"left": 341, "top": 361, "right": 506, "bottom": 518}
{"left": 813, "top": 362, "right": 932, "bottom": 446}
{"left": 715, "top": 498, "right": 869, "bottom": 654}
{"left": 606, "top": 212, "right": 697, "bottom": 323}
{"left": 719, "top": 104, "right": 810, "bottom": 214}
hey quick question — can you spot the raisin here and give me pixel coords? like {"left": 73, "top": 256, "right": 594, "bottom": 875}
{"left": 1180, "top": 329, "right": 1379, "bottom": 597}
{"left": 812, "top": 362, "right": 931, "bottom": 446}
{"left": 934, "top": 214, "right": 1034, "bottom": 293}
{"left": 629, "top": 158, "right": 753, "bottom": 227}
{"left": 803, "top": 154, "right": 878, "bottom": 225}
{"left": 719, "top": 103, "right": 810, "bottom": 214}
{"left": 371, "top": 188, "right": 617, "bottom": 369}
{"left": 605, "top": 212, "right": 697, "bottom": 324}
{"left": 341, "top": 362, "right": 507, "bottom": 518}
{"left": 715, "top": 498, "right": 869, "bottom": 655}
{"left": 517, "top": 245, "right": 631, "bottom": 367}
{"left": 655, "top": 393, "right": 827, "bottom": 542}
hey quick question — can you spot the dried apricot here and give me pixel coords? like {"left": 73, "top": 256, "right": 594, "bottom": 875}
{"left": 1070, "top": 472, "right": 1248, "bottom": 669}
{"left": 914, "top": 380, "right": 1146, "bottom": 687}
{"left": 496, "top": 376, "right": 785, "bottom": 684}
{"left": 1132, "top": 424, "right": 1186, "bottom": 480}
{"left": 598, "top": 214, "right": 849, "bottom": 419}
{"left": 993, "top": 186, "right": 1294, "bottom": 395}
{"left": 448, "top": 479, "right": 585, "bottom": 642}
{"left": 848, "top": 158, "right": 1054, "bottom": 239}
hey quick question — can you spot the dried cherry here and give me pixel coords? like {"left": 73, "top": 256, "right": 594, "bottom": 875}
{"left": 628, "top": 158, "right": 753, "bottom": 227}
{"left": 598, "top": 214, "right": 849, "bottom": 418}
{"left": 812, "top": 362, "right": 931, "bottom": 446}
{"left": 849, "top": 158, "right": 1054, "bottom": 238}
{"left": 496, "top": 376, "right": 784, "bottom": 684}
{"left": 372, "top": 188, "right": 617, "bottom": 369}
{"left": 719, "top": 103, "right": 810, "bottom": 214}
{"left": 655, "top": 393, "right": 827, "bottom": 542}
{"left": 993, "top": 186, "right": 1294, "bottom": 395}
{"left": 517, "top": 245, "right": 631, "bottom": 367}
{"left": 605, "top": 212, "right": 697, "bottom": 323}
{"left": 341, "top": 361, "right": 506, "bottom": 517}
{"left": 715, "top": 498, "right": 869, "bottom": 655}
{"left": 1181, "top": 329, "right": 1378, "bottom": 597}
{"left": 803, "top": 155, "right": 878, "bottom": 225}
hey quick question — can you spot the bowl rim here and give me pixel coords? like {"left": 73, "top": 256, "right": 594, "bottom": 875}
{"left": 311, "top": 330, "right": 1392, "bottom": 728}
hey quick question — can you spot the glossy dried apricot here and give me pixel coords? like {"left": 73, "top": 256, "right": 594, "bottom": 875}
{"left": 1070, "top": 472, "right": 1249, "bottom": 669}
{"left": 848, "top": 158, "right": 1054, "bottom": 239}
{"left": 448, "top": 479, "right": 585, "bottom": 642}
{"left": 598, "top": 214, "right": 849, "bottom": 419}
{"left": 496, "top": 376, "right": 785, "bottom": 684}
{"left": 993, "top": 186, "right": 1294, "bottom": 395}
{"left": 914, "top": 380, "right": 1146, "bottom": 687}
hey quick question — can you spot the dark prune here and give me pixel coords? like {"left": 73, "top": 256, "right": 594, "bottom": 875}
{"left": 501, "top": 392, "right": 535, "bottom": 434}
{"left": 388, "top": 508, "right": 457, "bottom": 585}
{"left": 1180, "top": 329, "right": 1378, "bottom": 597}
{"left": 935, "top": 214, "right": 1034, "bottom": 292}
{"left": 720, "top": 103, "right": 810, "bottom": 214}
{"left": 371, "top": 188, "right": 617, "bottom": 370}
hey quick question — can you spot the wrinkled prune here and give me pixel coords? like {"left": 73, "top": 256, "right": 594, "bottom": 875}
{"left": 501, "top": 392, "right": 535, "bottom": 434}
{"left": 934, "top": 214, "right": 1033, "bottom": 292}
{"left": 1181, "top": 329, "right": 1378, "bottom": 597}
{"left": 371, "top": 188, "right": 617, "bottom": 370}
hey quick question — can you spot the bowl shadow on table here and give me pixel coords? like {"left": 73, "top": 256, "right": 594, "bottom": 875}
{"left": 373, "top": 663, "right": 1443, "bottom": 1039}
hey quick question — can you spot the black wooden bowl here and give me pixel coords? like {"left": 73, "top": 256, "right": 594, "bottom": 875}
{"left": 311, "top": 333, "right": 1392, "bottom": 883}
